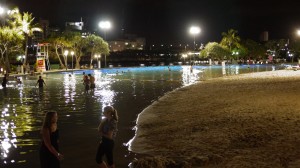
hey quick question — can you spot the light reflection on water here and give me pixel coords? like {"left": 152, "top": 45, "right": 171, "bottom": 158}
{"left": 0, "top": 65, "right": 279, "bottom": 167}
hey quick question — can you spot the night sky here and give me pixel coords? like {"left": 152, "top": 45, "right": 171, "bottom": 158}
{"left": 4, "top": 0, "right": 300, "bottom": 45}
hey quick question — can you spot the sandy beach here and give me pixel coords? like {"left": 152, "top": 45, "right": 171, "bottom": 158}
{"left": 129, "top": 70, "right": 300, "bottom": 168}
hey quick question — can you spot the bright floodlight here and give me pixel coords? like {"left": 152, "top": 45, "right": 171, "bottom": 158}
{"left": 71, "top": 51, "right": 74, "bottom": 56}
{"left": 99, "top": 21, "right": 111, "bottom": 29}
{"left": 0, "top": 6, "right": 4, "bottom": 15}
{"left": 297, "top": 30, "right": 300, "bottom": 36}
{"left": 189, "top": 26, "right": 201, "bottom": 35}
{"left": 64, "top": 50, "right": 69, "bottom": 56}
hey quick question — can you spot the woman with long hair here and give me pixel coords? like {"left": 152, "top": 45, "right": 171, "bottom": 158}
{"left": 39, "top": 112, "right": 64, "bottom": 168}
{"left": 96, "top": 106, "right": 119, "bottom": 168}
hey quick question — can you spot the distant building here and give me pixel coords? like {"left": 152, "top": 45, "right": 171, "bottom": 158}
{"left": 260, "top": 31, "right": 269, "bottom": 42}
{"left": 108, "top": 34, "right": 146, "bottom": 52}
{"left": 65, "top": 21, "right": 84, "bottom": 31}
{"left": 32, "top": 19, "right": 49, "bottom": 44}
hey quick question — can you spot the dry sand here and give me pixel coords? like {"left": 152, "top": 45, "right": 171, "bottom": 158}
{"left": 129, "top": 70, "right": 300, "bottom": 168}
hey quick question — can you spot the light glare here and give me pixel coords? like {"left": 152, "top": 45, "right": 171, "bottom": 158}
{"left": 99, "top": 21, "right": 111, "bottom": 29}
{"left": 190, "top": 26, "right": 201, "bottom": 35}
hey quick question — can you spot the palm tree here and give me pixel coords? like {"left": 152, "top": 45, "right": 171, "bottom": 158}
{"left": 220, "top": 29, "right": 241, "bottom": 61}
{"left": 0, "top": 26, "right": 24, "bottom": 73}
{"left": 220, "top": 29, "right": 241, "bottom": 52}
{"left": 9, "top": 10, "right": 42, "bottom": 66}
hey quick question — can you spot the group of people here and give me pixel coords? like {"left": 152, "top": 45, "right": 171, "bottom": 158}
{"left": 40, "top": 106, "right": 118, "bottom": 168}
{"left": 2, "top": 72, "right": 95, "bottom": 92}
{"left": 82, "top": 72, "right": 96, "bottom": 93}
{"left": 1, "top": 74, "right": 46, "bottom": 88}
{"left": 1, "top": 74, "right": 22, "bottom": 88}
{"left": 3, "top": 72, "right": 118, "bottom": 167}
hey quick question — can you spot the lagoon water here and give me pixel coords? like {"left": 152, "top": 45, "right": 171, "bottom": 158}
{"left": 0, "top": 65, "right": 279, "bottom": 168}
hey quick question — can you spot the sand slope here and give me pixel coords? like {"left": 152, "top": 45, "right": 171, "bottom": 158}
{"left": 129, "top": 70, "right": 300, "bottom": 168}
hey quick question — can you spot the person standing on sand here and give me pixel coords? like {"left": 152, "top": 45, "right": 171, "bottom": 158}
{"left": 96, "top": 106, "right": 118, "bottom": 168}
{"left": 36, "top": 76, "right": 46, "bottom": 88}
{"left": 39, "top": 111, "right": 64, "bottom": 168}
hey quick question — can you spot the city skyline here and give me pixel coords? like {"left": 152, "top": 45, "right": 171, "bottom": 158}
{"left": 5, "top": 0, "right": 300, "bottom": 45}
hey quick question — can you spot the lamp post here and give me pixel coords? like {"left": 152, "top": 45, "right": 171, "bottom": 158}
{"left": 182, "top": 54, "right": 187, "bottom": 65}
{"left": 99, "top": 20, "right": 111, "bottom": 68}
{"left": 296, "top": 30, "right": 300, "bottom": 64}
{"left": 232, "top": 51, "right": 239, "bottom": 62}
{"left": 70, "top": 51, "right": 74, "bottom": 72}
{"left": 189, "top": 26, "right": 201, "bottom": 64}
{"left": 0, "top": 6, "right": 5, "bottom": 26}
{"left": 95, "top": 54, "right": 101, "bottom": 69}
{"left": 288, "top": 51, "right": 293, "bottom": 63}
{"left": 64, "top": 50, "right": 69, "bottom": 71}
{"left": 20, "top": 55, "right": 25, "bottom": 64}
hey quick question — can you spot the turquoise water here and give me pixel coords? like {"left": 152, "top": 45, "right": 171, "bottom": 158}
{"left": 0, "top": 65, "right": 279, "bottom": 167}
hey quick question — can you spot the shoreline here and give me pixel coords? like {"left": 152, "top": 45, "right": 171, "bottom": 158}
{"left": 129, "top": 70, "right": 300, "bottom": 167}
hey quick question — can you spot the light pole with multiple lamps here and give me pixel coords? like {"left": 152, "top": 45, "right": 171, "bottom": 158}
{"left": 232, "top": 51, "right": 239, "bottom": 62}
{"left": 296, "top": 29, "right": 300, "bottom": 64}
{"left": 64, "top": 50, "right": 75, "bottom": 71}
{"left": 0, "top": 5, "right": 6, "bottom": 26}
{"left": 64, "top": 50, "right": 68, "bottom": 70}
{"left": 182, "top": 54, "right": 187, "bottom": 65}
{"left": 189, "top": 26, "right": 201, "bottom": 64}
{"left": 99, "top": 20, "right": 111, "bottom": 68}
{"left": 94, "top": 54, "right": 101, "bottom": 69}
{"left": 71, "top": 51, "right": 74, "bottom": 72}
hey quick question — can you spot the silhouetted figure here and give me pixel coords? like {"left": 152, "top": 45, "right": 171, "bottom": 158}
{"left": 88, "top": 74, "right": 95, "bottom": 91}
{"left": 36, "top": 76, "right": 46, "bottom": 88}
{"left": 83, "top": 75, "right": 90, "bottom": 93}
{"left": 2, "top": 74, "right": 8, "bottom": 88}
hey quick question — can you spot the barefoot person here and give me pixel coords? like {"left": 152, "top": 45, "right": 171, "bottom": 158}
{"left": 96, "top": 106, "right": 118, "bottom": 168}
{"left": 40, "top": 111, "right": 64, "bottom": 168}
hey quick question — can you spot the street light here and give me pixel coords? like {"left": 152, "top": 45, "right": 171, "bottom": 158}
{"left": 296, "top": 29, "right": 300, "bottom": 64}
{"left": 99, "top": 20, "right": 111, "bottom": 68}
{"left": 182, "top": 54, "right": 188, "bottom": 65}
{"left": 95, "top": 54, "right": 101, "bottom": 69}
{"left": 64, "top": 50, "right": 69, "bottom": 71}
{"left": 0, "top": 6, "right": 6, "bottom": 26}
{"left": 0, "top": 6, "right": 5, "bottom": 15}
{"left": 287, "top": 51, "right": 294, "bottom": 63}
{"left": 70, "top": 51, "right": 74, "bottom": 72}
{"left": 189, "top": 26, "right": 201, "bottom": 64}
{"left": 297, "top": 30, "right": 300, "bottom": 36}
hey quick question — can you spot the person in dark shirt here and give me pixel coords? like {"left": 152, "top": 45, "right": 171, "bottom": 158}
{"left": 40, "top": 111, "right": 64, "bottom": 168}
{"left": 96, "top": 106, "right": 118, "bottom": 168}
{"left": 2, "top": 74, "right": 8, "bottom": 88}
{"left": 36, "top": 76, "right": 46, "bottom": 88}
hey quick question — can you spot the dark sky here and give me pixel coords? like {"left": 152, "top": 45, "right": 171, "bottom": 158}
{"left": 5, "top": 0, "right": 300, "bottom": 45}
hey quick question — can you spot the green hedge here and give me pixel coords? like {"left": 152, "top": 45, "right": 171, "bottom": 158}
{"left": 50, "top": 64, "right": 60, "bottom": 70}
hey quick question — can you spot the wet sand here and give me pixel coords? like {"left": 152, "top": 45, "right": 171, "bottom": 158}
{"left": 129, "top": 70, "right": 300, "bottom": 167}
